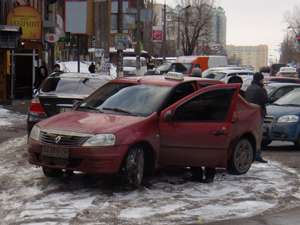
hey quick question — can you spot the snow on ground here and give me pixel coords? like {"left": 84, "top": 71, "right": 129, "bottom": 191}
{"left": 1, "top": 110, "right": 300, "bottom": 224}
{"left": 0, "top": 107, "right": 26, "bottom": 126}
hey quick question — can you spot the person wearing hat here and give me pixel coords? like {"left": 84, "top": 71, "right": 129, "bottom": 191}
{"left": 245, "top": 72, "right": 268, "bottom": 163}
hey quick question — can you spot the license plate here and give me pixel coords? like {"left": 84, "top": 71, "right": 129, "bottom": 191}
{"left": 41, "top": 146, "right": 69, "bottom": 159}
{"left": 60, "top": 107, "right": 72, "bottom": 113}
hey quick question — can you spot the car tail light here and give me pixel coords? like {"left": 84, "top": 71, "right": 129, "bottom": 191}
{"left": 29, "top": 98, "right": 46, "bottom": 116}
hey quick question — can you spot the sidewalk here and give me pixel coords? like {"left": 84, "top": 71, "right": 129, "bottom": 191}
{"left": 204, "top": 206, "right": 300, "bottom": 225}
{"left": 2, "top": 99, "right": 30, "bottom": 114}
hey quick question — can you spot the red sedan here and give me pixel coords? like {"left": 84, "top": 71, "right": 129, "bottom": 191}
{"left": 28, "top": 75, "right": 262, "bottom": 188}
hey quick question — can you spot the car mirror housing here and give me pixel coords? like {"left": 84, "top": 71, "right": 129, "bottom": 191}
{"left": 72, "top": 100, "right": 82, "bottom": 110}
{"left": 164, "top": 110, "right": 174, "bottom": 122}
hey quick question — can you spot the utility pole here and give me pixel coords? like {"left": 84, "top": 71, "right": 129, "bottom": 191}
{"left": 163, "top": 2, "right": 167, "bottom": 62}
{"left": 136, "top": 0, "right": 141, "bottom": 74}
{"left": 117, "top": 0, "right": 123, "bottom": 77}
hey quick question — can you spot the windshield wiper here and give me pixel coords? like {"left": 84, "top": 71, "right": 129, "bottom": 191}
{"left": 102, "top": 107, "right": 136, "bottom": 115}
{"left": 79, "top": 105, "right": 99, "bottom": 111}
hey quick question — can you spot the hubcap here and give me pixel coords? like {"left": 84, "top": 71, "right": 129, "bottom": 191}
{"left": 234, "top": 140, "right": 253, "bottom": 173}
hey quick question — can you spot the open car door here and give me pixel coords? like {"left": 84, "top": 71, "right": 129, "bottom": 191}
{"left": 159, "top": 84, "right": 240, "bottom": 168}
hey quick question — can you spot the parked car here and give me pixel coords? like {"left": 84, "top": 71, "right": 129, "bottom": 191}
{"left": 28, "top": 74, "right": 261, "bottom": 188}
{"left": 203, "top": 69, "right": 254, "bottom": 90}
{"left": 123, "top": 57, "right": 147, "bottom": 76}
{"left": 202, "top": 66, "right": 245, "bottom": 77}
{"left": 263, "top": 89, "right": 300, "bottom": 147}
{"left": 265, "top": 83, "right": 300, "bottom": 103}
{"left": 276, "top": 67, "right": 298, "bottom": 78}
{"left": 27, "top": 73, "right": 111, "bottom": 133}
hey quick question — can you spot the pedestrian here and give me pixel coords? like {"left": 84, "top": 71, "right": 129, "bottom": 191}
{"left": 34, "top": 64, "right": 48, "bottom": 89}
{"left": 89, "top": 62, "right": 96, "bottom": 73}
{"left": 227, "top": 75, "right": 245, "bottom": 97}
{"left": 245, "top": 72, "right": 268, "bottom": 163}
{"left": 53, "top": 64, "right": 61, "bottom": 73}
{"left": 191, "top": 65, "right": 202, "bottom": 77}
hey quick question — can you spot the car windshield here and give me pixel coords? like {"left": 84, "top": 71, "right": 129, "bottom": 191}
{"left": 274, "top": 89, "right": 300, "bottom": 106}
{"left": 41, "top": 76, "right": 108, "bottom": 96}
{"left": 205, "top": 72, "right": 226, "bottom": 80}
{"left": 157, "top": 63, "right": 171, "bottom": 72}
{"left": 79, "top": 83, "right": 172, "bottom": 116}
{"left": 123, "top": 59, "right": 136, "bottom": 67}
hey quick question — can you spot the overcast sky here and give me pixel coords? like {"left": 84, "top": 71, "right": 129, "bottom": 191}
{"left": 157, "top": 0, "right": 299, "bottom": 59}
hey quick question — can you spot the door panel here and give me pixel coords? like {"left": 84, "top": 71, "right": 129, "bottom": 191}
{"left": 159, "top": 84, "right": 239, "bottom": 168}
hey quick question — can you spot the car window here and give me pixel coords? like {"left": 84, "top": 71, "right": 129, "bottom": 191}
{"left": 41, "top": 77, "right": 108, "bottom": 95}
{"left": 273, "top": 87, "right": 294, "bottom": 100}
{"left": 163, "top": 82, "right": 196, "bottom": 109}
{"left": 205, "top": 72, "right": 226, "bottom": 80}
{"left": 173, "top": 89, "right": 235, "bottom": 122}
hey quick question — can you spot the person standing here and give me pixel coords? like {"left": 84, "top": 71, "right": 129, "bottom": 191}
{"left": 191, "top": 65, "right": 202, "bottom": 77}
{"left": 89, "top": 62, "right": 96, "bottom": 73}
{"left": 245, "top": 72, "right": 268, "bottom": 163}
{"left": 34, "top": 64, "right": 48, "bottom": 89}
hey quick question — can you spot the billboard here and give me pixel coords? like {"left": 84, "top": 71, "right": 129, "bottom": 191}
{"left": 65, "top": 0, "right": 93, "bottom": 35}
{"left": 152, "top": 26, "right": 163, "bottom": 42}
{"left": 7, "top": 6, "right": 42, "bottom": 40}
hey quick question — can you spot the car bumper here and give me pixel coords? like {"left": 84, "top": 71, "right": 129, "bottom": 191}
{"left": 28, "top": 140, "right": 129, "bottom": 174}
{"left": 263, "top": 122, "right": 299, "bottom": 142}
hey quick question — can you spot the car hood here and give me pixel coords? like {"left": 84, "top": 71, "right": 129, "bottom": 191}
{"left": 38, "top": 111, "right": 146, "bottom": 134}
{"left": 267, "top": 104, "right": 300, "bottom": 118}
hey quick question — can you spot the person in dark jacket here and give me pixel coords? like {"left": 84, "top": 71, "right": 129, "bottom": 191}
{"left": 191, "top": 65, "right": 202, "bottom": 77}
{"left": 227, "top": 75, "right": 245, "bottom": 97}
{"left": 245, "top": 72, "right": 268, "bottom": 163}
{"left": 89, "top": 62, "right": 96, "bottom": 73}
{"left": 34, "top": 65, "right": 48, "bottom": 89}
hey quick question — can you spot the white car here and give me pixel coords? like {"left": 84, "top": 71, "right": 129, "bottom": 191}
{"left": 204, "top": 69, "right": 254, "bottom": 90}
{"left": 123, "top": 57, "right": 147, "bottom": 76}
{"left": 276, "top": 67, "right": 298, "bottom": 78}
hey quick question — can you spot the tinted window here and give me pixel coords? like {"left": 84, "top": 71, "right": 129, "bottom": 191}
{"left": 41, "top": 77, "right": 108, "bottom": 95}
{"left": 163, "top": 82, "right": 196, "bottom": 108}
{"left": 273, "top": 87, "right": 294, "bottom": 100}
{"left": 174, "top": 89, "right": 235, "bottom": 122}
{"left": 80, "top": 83, "right": 172, "bottom": 116}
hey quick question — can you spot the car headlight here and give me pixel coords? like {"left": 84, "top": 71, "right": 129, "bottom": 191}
{"left": 30, "top": 125, "right": 41, "bottom": 141}
{"left": 277, "top": 115, "right": 299, "bottom": 123}
{"left": 82, "top": 134, "right": 116, "bottom": 147}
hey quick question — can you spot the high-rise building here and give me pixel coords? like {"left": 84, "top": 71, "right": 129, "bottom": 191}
{"left": 210, "top": 7, "right": 227, "bottom": 47}
{"left": 226, "top": 45, "right": 269, "bottom": 71}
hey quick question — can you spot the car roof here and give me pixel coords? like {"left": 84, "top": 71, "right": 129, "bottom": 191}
{"left": 49, "top": 72, "right": 112, "bottom": 80}
{"left": 214, "top": 69, "right": 254, "bottom": 74}
{"left": 111, "top": 75, "right": 222, "bottom": 87}
{"left": 266, "top": 82, "right": 300, "bottom": 87}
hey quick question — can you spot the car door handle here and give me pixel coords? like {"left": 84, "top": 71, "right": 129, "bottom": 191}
{"left": 212, "top": 129, "right": 227, "bottom": 136}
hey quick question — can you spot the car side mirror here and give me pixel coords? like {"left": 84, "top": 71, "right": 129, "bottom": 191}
{"left": 72, "top": 100, "right": 82, "bottom": 110}
{"left": 164, "top": 110, "right": 174, "bottom": 122}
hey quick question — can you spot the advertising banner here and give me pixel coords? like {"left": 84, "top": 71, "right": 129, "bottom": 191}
{"left": 7, "top": 6, "right": 42, "bottom": 40}
{"left": 152, "top": 26, "right": 163, "bottom": 42}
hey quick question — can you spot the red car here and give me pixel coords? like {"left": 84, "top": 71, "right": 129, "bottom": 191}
{"left": 28, "top": 75, "right": 262, "bottom": 187}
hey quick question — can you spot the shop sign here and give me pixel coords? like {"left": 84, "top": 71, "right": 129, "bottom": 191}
{"left": 7, "top": 6, "right": 42, "bottom": 40}
{"left": 152, "top": 26, "right": 163, "bottom": 42}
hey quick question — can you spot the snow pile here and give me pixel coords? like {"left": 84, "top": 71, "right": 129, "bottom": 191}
{"left": 0, "top": 107, "right": 25, "bottom": 127}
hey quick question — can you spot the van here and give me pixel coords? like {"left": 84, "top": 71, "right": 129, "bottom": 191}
{"left": 174, "top": 55, "right": 228, "bottom": 75}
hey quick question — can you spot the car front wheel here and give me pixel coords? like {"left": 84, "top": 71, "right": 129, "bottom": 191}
{"left": 42, "top": 167, "right": 63, "bottom": 177}
{"left": 121, "top": 146, "right": 144, "bottom": 188}
{"left": 228, "top": 139, "right": 254, "bottom": 175}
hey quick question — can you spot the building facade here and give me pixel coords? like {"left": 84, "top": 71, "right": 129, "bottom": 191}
{"left": 226, "top": 45, "right": 269, "bottom": 71}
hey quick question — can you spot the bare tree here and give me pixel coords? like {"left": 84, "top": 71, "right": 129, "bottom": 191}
{"left": 180, "top": 0, "right": 215, "bottom": 55}
{"left": 285, "top": 5, "right": 300, "bottom": 34}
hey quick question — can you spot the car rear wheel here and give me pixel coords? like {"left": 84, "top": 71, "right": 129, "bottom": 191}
{"left": 42, "top": 167, "right": 63, "bottom": 177}
{"left": 121, "top": 146, "right": 144, "bottom": 188}
{"left": 228, "top": 139, "right": 254, "bottom": 175}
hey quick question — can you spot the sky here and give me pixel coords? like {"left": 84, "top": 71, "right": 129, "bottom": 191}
{"left": 157, "top": 0, "right": 300, "bottom": 60}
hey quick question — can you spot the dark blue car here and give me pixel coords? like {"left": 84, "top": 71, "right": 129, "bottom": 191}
{"left": 264, "top": 89, "right": 300, "bottom": 147}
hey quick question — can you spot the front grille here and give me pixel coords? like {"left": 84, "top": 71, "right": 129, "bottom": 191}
{"left": 264, "top": 116, "right": 274, "bottom": 124}
{"left": 40, "top": 131, "right": 89, "bottom": 146}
